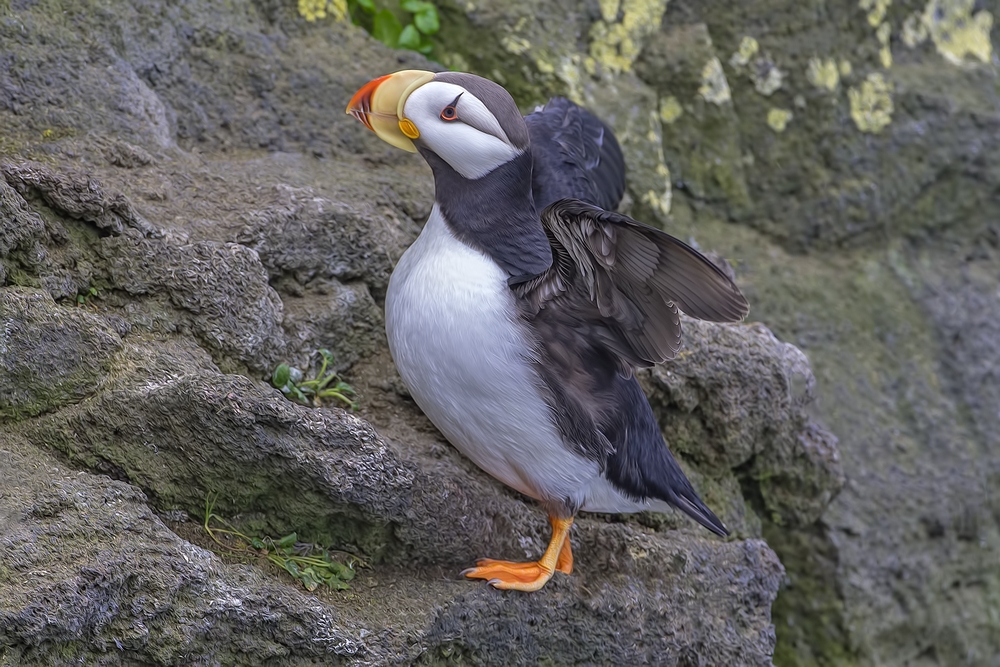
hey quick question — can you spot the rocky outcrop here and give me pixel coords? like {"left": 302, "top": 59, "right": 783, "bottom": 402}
{"left": 428, "top": 0, "right": 1000, "bottom": 664}
{"left": 5, "top": 0, "right": 985, "bottom": 665}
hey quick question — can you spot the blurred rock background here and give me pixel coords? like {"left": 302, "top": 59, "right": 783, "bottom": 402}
{"left": 0, "top": 0, "right": 996, "bottom": 665}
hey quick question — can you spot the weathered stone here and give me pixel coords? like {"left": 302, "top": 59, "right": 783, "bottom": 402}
{"left": 430, "top": 0, "right": 1000, "bottom": 664}
{"left": 0, "top": 437, "right": 378, "bottom": 666}
{"left": 100, "top": 235, "right": 286, "bottom": 374}
{"left": 11, "top": 0, "right": 972, "bottom": 664}
{"left": 0, "top": 288, "right": 122, "bottom": 422}
{"left": 643, "top": 319, "right": 844, "bottom": 529}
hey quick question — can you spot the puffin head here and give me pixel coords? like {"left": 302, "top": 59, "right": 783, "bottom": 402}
{"left": 347, "top": 70, "right": 529, "bottom": 180}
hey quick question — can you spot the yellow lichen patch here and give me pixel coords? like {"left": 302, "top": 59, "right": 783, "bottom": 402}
{"left": 588, "top": 0, "right": 670, "bottom": 73}
{"left": 849, "top": 72, "right": 894, "bottom": 133}
{"left": 297, "top": 0, "right": 346, "bottom": 22}
{"left": 807, "top": 57, "right": 840, "bottom": 91}
{"left": 860, "top": 0, "right": 892, "bottom": 27}
{"left": 501, "top": 35, "right": 532, "bottom": 55}
{"left": 877, "top": 22, "right": 894, "bottom": 67}
{"left": 880, "top": 46, "right": 893, "bottom": 67}
{"left": 877, "top": 21, "right": 892, "bottom": 45}
{"left": 902, "top": 12, "right": 929, "bottom": 46}
{"left": 440, "top": 52, "right": 471, "bottom": 72}
{"left": 557, "top": 56, "right": 586, "bottom": 105}
{"left": 535, "top": 57, "right": 555, "bottom": 74}
{"left": 767, "top": 108, "right": 793, "bottom": 132}
{"left": 659, "top": 96, "right": 684, "bottom": 123}
{"left": 840, "top": 59, "right": 853, "bottom": 76}
{"left": 729, "top": 38, "right": 783, "bottom": 97}
{"left": 599, "top": 0, "right": 621, "bottom": 22}
{"left": 922, "top": 0, "right": 994, "bottom": 65}
{"left": 641, "top": 112, "right": 673, "bottom": 216}
{"left": 729, "top": 36, "right": 759, "bottom": 68}
{"left": 698, "top": 57, "right": 731, "bottom": 105}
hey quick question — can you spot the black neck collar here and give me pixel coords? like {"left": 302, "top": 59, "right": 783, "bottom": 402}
{"left": 420, "top": 149, "right": 553, "bottom": 284}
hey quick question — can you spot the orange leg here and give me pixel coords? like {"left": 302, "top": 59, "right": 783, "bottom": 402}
{"left": 555, "top": 532, "right": 573, "bottom": 575}
{"left": 462, "top": 516, "right": 574, "bottom": 592}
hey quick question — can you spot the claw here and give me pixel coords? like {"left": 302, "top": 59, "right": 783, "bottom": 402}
{"left": 461, "top": 516, "right": 574, "bottom": 592}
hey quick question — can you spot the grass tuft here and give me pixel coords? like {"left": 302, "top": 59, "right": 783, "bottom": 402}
{"left": 203, "top": 492, "right": 362, "bottom": 592}
{"left": 270, "top": 349, "right": 358, "bottom": 410}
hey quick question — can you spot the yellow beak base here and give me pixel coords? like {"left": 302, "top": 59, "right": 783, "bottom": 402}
{"left": 346, "top": 70, "right": 434, "bottom": 152}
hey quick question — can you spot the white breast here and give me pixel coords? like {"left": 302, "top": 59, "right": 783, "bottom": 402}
{"left": 385, "top": 205, "right": 600, "bottom": 507}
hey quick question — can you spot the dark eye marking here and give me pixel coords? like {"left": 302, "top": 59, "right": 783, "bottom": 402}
{"left": 441, "top": 93, "right": 463, "bottom": 122}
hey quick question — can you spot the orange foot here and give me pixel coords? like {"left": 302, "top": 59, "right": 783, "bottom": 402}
{"left": 462, "top": 516, "right": 574, "bottom": 592}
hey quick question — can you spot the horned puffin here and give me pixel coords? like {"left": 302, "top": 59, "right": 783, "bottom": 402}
{"left": 347, "top": 70, "right": 749, "bottom": 592}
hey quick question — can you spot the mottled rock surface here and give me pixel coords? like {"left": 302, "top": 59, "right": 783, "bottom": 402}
{"left": 425, "top": 0, "right": 1000, "bottom": 665}
{"left": 2, "top": 0, "right": 986, "bottom": 665}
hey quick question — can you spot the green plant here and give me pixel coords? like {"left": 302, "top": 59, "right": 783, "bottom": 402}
{"left": 366, "top": 0, "right": 440, "bottom": 55}
{"left": 270, "top": 349, "right": 358, "bottom": 409}
{"left": 203, "top": 492, "right": 360, "bottom": 592}
{"left": 299, "top": 0, "right": 441, "bottom": 56}
{"left": 76, "top": 286, "right": 98, "bottom": 306}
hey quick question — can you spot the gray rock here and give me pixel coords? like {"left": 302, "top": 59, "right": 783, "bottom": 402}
{"left": 428, "top": 0, "right": 1000, "bottom": 664}
{"left": 0, "top": 0, "right": 862, "bottom": 664}
{"left": 0, "top": 288, "right": 122, "bottom": 421}
{"left": 0, "top": 437, "right": 379, "bottom": 666}
{"left": 643, "top": 319, "right": 843, "bottom": 529}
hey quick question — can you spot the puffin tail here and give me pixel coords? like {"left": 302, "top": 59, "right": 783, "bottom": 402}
{"left": 664, "top": 483, "right": 729, "bottom": 537}
{"left": 602, "top": 376, "right": 730, "bottom": 537}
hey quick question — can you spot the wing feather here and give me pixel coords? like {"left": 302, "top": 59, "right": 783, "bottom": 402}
{"left": 524, "top": 98, "right": 627, "bottom": 211}
{"left": 515, "top": 199, "right": 748, "bottom": 372}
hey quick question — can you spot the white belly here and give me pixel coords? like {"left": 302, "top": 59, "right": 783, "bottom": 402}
{"left": 385, "top": 205, "right": 600, "bottom": 507}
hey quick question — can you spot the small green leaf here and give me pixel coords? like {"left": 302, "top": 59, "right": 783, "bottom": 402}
{"left": 283, "top": 559, "right": 301, "bottom": 577}
{"left": 272, "top": 364, "right": 291, "bottom": 388}
{"left": 399, "top": 0, "right": 431, "bottom": 12}
{"left": 277, "top": 532, "right": 298, "bottom": 548}
{"left": 413, "top": 7, "right": 439, "bottom": 35}
{"left": 372, "top": 9, "right": 403, "bottom": 47}
{"left": 251, "top": 537, "right": 265, "bottom": 550}
{"left": 290, "top": 386, "right": 310, "bottom": 404}
{"left": 300, "top": 566, "right": 321, "bottom": 591}
{"left": 354, "top": 0, "right": 376, "bottom": 13}
{"left": 397, "top": 23, "right": 421, "bottom": 50}
{"left": 339, "top": 566, "right": 356, "bottom": 582}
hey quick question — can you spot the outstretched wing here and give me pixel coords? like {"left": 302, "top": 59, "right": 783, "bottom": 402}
{"left": 514, "top": 199, "right": 748, "bottom": 375}
{"left": 515, "top": 199, "right": 743, "bottom": 533}
{"left": 524, "top": 98, "right": 626, "bottom": 212}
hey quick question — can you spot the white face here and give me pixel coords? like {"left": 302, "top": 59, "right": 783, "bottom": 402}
{"left": 403, "top": 81, "right": 522, "bottom": 180}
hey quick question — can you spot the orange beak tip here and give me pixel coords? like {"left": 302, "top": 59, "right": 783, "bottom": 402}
{"left": 347, "top": 74, "right": 392, "bottom": 132}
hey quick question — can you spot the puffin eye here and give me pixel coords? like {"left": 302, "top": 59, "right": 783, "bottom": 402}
{"left": 440, "top": 94, "right": 462, "bottom": 122}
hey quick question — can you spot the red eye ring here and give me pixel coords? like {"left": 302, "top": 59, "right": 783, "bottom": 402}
{"left": 440, "top": 105, "right": 458, "bottom": 121}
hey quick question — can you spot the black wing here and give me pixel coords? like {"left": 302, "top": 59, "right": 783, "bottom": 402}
{"left": 515, "top": 199, "right": 744, "bottom": 535}
{"left": 515, "top": 199, "right": 748, "bottom": 374}
{"left": 525, "top": 98, "right": 626, "bottom": 212}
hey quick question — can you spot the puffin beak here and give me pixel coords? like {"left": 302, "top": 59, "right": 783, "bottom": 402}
{"left": 346, "top": 69, "right": 435, "bottom": 153}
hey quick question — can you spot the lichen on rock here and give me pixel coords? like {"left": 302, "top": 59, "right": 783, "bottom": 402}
{"left": 922, "top": 0, "right": 995, "bottom": 65}
{"left": 4, "top": 0, "right": 999, "bottom": 664}
{"left": 848, "top": 71, "right": 894, "bottom": 133}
